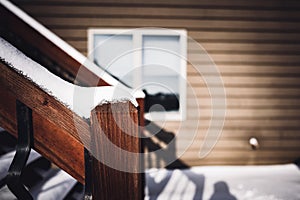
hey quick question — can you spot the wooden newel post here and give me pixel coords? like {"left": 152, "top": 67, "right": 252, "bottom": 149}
{"left": 89, "top": 101, "right": 143, "bottom": 200}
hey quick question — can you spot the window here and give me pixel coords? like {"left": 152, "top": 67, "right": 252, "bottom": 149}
{"left": 88, "top": 29, "right": 187, "bottom": 121}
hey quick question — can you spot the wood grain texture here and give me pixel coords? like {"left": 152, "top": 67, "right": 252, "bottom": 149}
{"left": 90, "top": 102, "right": 142, "bottom": 200}
{"left": 137, "top": 98, "right": 145, "bottom": 127}
{"left": 0, "top": 61, "right": 86, "bottom": 183}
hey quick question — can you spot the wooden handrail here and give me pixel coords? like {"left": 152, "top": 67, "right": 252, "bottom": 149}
{"left": 0, "top": 60, "right": 87, "bottom": 183}
{"left": 0, "top": 58, "right": 143, "bottom": 199}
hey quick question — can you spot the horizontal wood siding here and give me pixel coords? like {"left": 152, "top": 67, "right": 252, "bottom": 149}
{"left": 12, "top": 0, "right": 300, "bottom": 166}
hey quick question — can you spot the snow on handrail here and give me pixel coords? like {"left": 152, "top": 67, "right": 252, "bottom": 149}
{"left": 0, "top": 37, "right": 138, "bottom": 118}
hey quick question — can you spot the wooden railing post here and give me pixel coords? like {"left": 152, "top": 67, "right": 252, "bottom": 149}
{"left": 90, "top": 101, "right": 143, "bottom": 200}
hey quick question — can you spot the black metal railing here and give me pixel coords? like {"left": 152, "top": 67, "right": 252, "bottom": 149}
{"left": 5, "top": 100, "right": 34, "bottom": 200}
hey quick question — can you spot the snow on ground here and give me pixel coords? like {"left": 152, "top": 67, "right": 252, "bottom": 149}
{"left": 30, "top": 170, "right": 77, "bottom": 200}
{"left": 0, "top": 150, "right": 40, "bottom": 181}
{"left": 0, "top": 37, "right": 138, "bottom": 118}
{"left": 145, "top": 164, "right": 300, "bottom": 200}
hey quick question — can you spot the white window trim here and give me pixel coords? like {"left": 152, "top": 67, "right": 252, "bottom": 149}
{"left": 88, "top": 28, "right": 187, "bottom": 121}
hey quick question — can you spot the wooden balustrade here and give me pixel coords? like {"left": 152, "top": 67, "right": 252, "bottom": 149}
{"left": 0, "top": 61, "right": 87, "bottom": 183}
{"left": 0, "top": 60, "right": 143, "bottom": 199}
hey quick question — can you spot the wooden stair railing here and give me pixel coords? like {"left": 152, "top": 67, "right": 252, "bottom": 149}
{"left": 0, "top": 0, "right": 145, "bottom": 132}
{"left": 0, "top": 60, "right": 86, "bottom": 184}
{"left": 0, "top": 39, "right": 143, "bottom": 199}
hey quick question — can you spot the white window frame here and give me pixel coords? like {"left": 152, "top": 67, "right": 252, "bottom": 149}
{"left": 88, "top": 28, "right": 187, "bottom": 121}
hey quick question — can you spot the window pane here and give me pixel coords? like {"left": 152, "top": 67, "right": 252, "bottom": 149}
{"left": 142, "top": 35, "right": 181, "bottom": 94}
{"left": 142, "top": 35, "right": 182, "bottom": 112}
{"left": 142, "top": 35, "right": 181, "bottom": 76}
{"left": 93, "top": 34, "right": 134, "bottom": 86}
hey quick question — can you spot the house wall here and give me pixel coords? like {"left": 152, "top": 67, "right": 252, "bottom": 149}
{"left": 12, "top": 0, "right": 300, "bottom": 166}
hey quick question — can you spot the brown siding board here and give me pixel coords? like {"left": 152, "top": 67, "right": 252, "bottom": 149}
{"left": 12, "top": 0, "right": 300, "bottom": 9}
{"left": 50, "top": 29, "right": 300, "bottom": 43}
{"left": 187, "top": 65, "right": 300, "bottom": 75}
{"left": 184, "top": 159, "right": 296, "bottom": 166}
{"left": 188, "top": 77, "right": 300, "bottom": 87}
{"left": 35, "top": 18, "right": 300, "bottom": 31}
{"left": 181, "top": 139, "right": 300, "bottom": 149}
{"left": 165, "top": 120, "right": 300, "bottom": 129}
{"left": 189, "top": 54, "right": 300, "bottom": 64}
{"left": 187, "top": 99, "right": 300, "bottom": 109}
{"left": 182, "top": 151, "right": 300, "bottom": 160}
{"left": 176, "top": 130, "right": 300, "bottom": 139}
{"left": 18, "top": 5, "right": 300, "bottom": 22}
{"left": 189, "top": 43, "right": 300, "bottom": 53}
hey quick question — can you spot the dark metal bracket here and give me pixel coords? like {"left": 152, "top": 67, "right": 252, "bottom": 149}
{"left": 84, "top": 148, "right": 93, "bottom": 200}
{"left": 6, "top": 100, "right": 34, "bottom": 200}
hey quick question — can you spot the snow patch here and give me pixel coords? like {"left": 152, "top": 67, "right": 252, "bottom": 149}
{"left": 145, "top": 164, "right": 300, "bottom": 200}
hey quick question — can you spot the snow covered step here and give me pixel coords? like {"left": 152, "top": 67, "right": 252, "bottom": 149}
{"left": 0, "top": 151, "right": 77, "bottom": 200}
{"left": 0, "top": 168, "right": 78, "bottom": 200}
{"left": 29, "top": 169, "right": 77, "bottom": 200}
{"left": 63, "top": 182, "right": 85, "bottom": 200}
{"left": 145, "top": 164, "right": 300, "bottom": 200}
{"left": 0, "top": 185, "right": 15, "bottom": 200}
{"left": 0, "top": 149, "right": 41, "bottom": 182}
{"left": 21, "top": 157, "right": 52, "bottom": 189}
